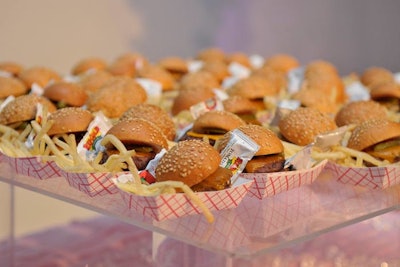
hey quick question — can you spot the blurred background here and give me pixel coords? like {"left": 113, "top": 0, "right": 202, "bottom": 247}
{"left": 0, "top": 0, "right": 400, "bottom": 242}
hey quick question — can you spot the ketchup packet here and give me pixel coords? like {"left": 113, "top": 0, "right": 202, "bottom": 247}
{"left": 77, "top": 111, "right": 112, "bottom": 161}
{"left": 190, "top": 97, "right": 224, "bottom": 120}
{"left": 219, "top": 129, "right": 260, "bottom": 182}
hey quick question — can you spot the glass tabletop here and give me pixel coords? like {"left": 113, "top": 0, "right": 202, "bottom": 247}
{"left": 1, "top": 164, "right": 399, "bottom": 258}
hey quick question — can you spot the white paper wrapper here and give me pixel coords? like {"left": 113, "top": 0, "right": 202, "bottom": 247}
{"left": 116, "top": 177, "right": 253, "bottom": 221}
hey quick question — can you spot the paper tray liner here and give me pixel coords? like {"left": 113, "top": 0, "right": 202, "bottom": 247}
{"left": 117, "top": 179, "right": 253, "bottom": 221}
{"left": 325, "top": 160, "right": 400, "bottom": 189}
{"left": 240, "top": 160, "right": 328, "bottom": 199}
{"left": 0, "top": 153, "right": 61, "bottom": 180}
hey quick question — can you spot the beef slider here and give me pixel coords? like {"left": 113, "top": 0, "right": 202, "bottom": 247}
{"left": 216, "top": 124, "right": 285, "bottom": 173}
{"left": 103, "top": 118, "right": 168, "bottom": 170}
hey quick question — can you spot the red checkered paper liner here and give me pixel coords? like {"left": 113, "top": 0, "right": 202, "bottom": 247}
{"left": 62, "top": 170, "right": 121, "bottom": 197}
{"left": 118, "top": 178, "right": 254, "bottom": 221}
{"left": 240, "top": 159, "right": 328, "bottom": 199}
{"left": 325, "top": 161, "right": 400, "bottom": 189}
{"left": 0, "top": 152, "right": 61, "bottom": 180}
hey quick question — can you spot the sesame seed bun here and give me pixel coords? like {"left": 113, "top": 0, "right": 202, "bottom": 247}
{"left": 200, "top": 60, "right": 230, "bottom": 83}
{"left": 0, "top": 76, "right": 28, "bottom": 99}
{"left": 225, "top": 52, "right": 251, "bottom": 68}
{"left": 178, "top": 71, "right": 220, "bottom": 91}
{"left": 251, "top": 66, "right": 287, "bottom": 92}
{"left": 292, "top": 88, "right": 338, "bottom": 114}
{"left": 0, "top": 61, "right": 24, "bottom": 76}
{"left": 347, "top": 119, "right": 400, "bottom": 152}
{"left": 370, "top": 82, "right": 400, "bottom": 99}
{"left": 43, "top": 81, "right": 88, "bottom": 107}
{"left": 157, "top": 57, "right": 188, "bottom": 80}
{"left": 217, "top": 124, "right": 283, "bottom": 157}
{"left": 191, "top": 110, "right": 246, "bottom": 135}
{"left": 86, "top": 77, "right": 147, "bottom": 118}
{"left": 223, "top": 95, "right": 258, "bottom": 115}
{"left": 155, "top": 139, "right": 221, "bottom": 187}
{"left": 264, "top": 54, "right": 299, "bottom": 73}
{"left": 0, "top": 94, "right": 57, "bottom": 125}
{"left": 71, "top": 57, "right": 107, "bottom": 75}
{"left": 360, "top": 67, "right": 394, "bottom": 89}
{"left": 335, "top": 100, "right": 388, "bottom": 127}
{"left": 77, "top": 70, "right": 113, "bottom": 93}
{"left": 305, "top": 60, "right": 339, "bottom": 77}
{"left": 278, "top": 107, "right": 337, "bottom": 146}
{"left": 196, "top": 47, "right": 225, "bottom": 62}
{"left": 137, "top": 65, "right": 175, "bottom": 91}
{"left": 216, "top": 124, "right": 285, "bottom": 173}
{"left": 120, "top": 103, "right": 176, "bottom": 140}
{"left": 18, "top": 66, "right": 61, "bottom": 88}
{"left": 228, "top": 75, "right": 279, "bottom": 100}
{"left": 47, "top": 107, "right": 93, "bottom": 136}
{"left": 106, "top": 118, "right": 168, "bottom": 154}
{"left": 171, "top": 86, "right": 215, "bottom": 116}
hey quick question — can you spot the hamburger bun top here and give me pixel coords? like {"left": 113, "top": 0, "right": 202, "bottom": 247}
{"left": 361, "top": 67, "right": 394, "bottom": 88}
{"left": 18, "top": 66, "right": 61, "bottom": 88}
{"left": 0, "top": 94, "right": 57, "bottom": 125}
{"left": 196, "top": 47, "right": 225, "bottom": 62}
{"left": 335, "top": 100, "right": 388, "bottom": 127}
{"left": 264, "top": 53, "right": 299, "bottom": 73}
{"left": 119, "top": 103, "right": 176, "bottom": 141}
{"left": 0, "top": 61, "right": 24, "bottom": 76}
{"left": 192, "top": 110, "right": 246, "bottom": 134}
{"left": 225, "top": 52, "right": 251, "bottom": 68}
{"left": 222, "top": 95, "right": 258, "bottom": 115}
{"left": 71, "top": 57, "right": 107, "bottom": 75}
{"left": 0, "top": 76, "right": 29, "bottom": 99}
{"left": 178, "top": 71, "right": 220, "bottom": 91}
{"left": 155, "top": 139, "right": 221, "bottom": 187}
{"left": 86, "top": 77, "right": 147, "bottom": 118}
{"left": 217, "top": 124, "right": 284, "bottom": 156}
{"left": 157, "top": 57, "right": 188, "bottom": 75}
{"left": 77, "top": 70, "right": 113, "bottom": 93}
{"left": 106, "top": 118, "right": 168, "bottom": 153}
{"left": 347, "top": 119, "right": 400, "bottom": 151}
{"left": 370, "top": 81, "right": 400, "bottom": 99}
{"left": 278, "top": 107, "right": 337, "bottom": 146}
{"left": 171, "top": 85, "right": 215, "bottom": 116}
{"left": 137, "top": 64, "right": 175, "bottom": 91}
{"left": 200, "top": 60, "right": 230, "bottom": 83}
{"left": 228, "top": 75, "right": 279, "bottom": 99}
{"left": 43, "top": 81, "right": 88, "bottom": 107}
{"left": 47, "top": 107, "right": 93, "bottom": 136}
{"left": 305, "top": 60, "right": 339, "bottom": 77}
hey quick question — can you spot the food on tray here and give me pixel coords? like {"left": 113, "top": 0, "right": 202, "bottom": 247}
{"left": 360, "top": 66, "right": 394, "bottom": 89}
{"left": 347, "top": 118, "right": 400, "bottom": 164}
{"left": 43, "top": 81, "right": 88, "bottom": 108}
{"left": 71, "top": 57, "right": 108, "bottom": 76}
{"left": 278, "top": 107, "right": 337, "bottom": 146}
{"left": 0, "top": 61, "right": 24, "bottom": 76}
{"left": 17, "top": 66, "right": 61, "bottom": 88}
{"left": 103, "top": 118, "right": 168, "bottom": 171}
{"left": 155, "top": 139, "right": 232, "bottom": 191}
{"left": 216, "top": 124, "right": 285, "bottom": 173}
{"left": 222, "top": 95, "right": 260, "bottom": 125}
{"left": 0, "top": 94, "right": 56, "bottom": 127}
{"left": 47, "top": 107, "right": 93, "bottom": 138}
{"left": 0, "top": 76, "right": 28, "bottom": 99}
{"left": 369, "top": 81, "right": 400, "bottom": 112}
{"left": 86, "top": 77, "right": 147, "bottom": 118}
{"left": 180, "top": 110, "right": 246, "bottom": 145}
{"left": 334, "top": 100, "right": 388, "bottom": 127}
{"left": 120, "top": 103, "right": 176, "bottom": 141}
{"left": 227, "top": 75, "right": 279, "bottom": 110}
